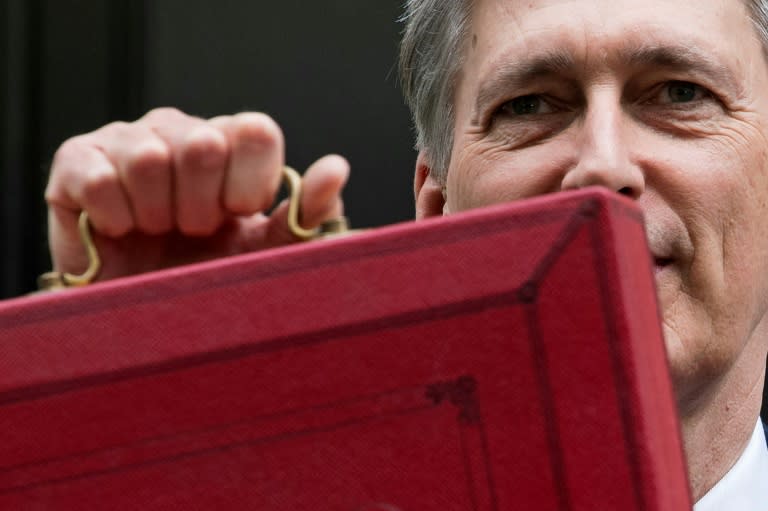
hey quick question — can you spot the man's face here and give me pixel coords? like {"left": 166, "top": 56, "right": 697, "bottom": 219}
{"left": 434, "top": 0, "right": 768, "bottom": 407}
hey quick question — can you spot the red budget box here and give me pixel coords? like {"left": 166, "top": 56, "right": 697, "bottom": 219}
{"left": 0, "top": 188, "right": 691, "bottom": 510}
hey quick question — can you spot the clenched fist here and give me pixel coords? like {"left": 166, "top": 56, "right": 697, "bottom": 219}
{"left": 45, "top": 108, "right": 349, "bottom": 281}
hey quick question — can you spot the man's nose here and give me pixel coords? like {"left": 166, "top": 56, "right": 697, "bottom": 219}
{"left": 560, "top": 100, "right": 645, "bottom": 199}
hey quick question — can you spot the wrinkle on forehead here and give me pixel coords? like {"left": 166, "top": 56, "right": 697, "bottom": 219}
{"left": 468, "top": 0, "right": 753, "bottom": 67}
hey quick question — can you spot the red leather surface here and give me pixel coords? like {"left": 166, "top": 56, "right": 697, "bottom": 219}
{"left": 0, "top": 187, "right": 691, "bottom": 510}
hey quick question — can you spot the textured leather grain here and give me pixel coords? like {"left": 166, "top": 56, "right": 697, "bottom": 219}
{"left": 0, "top": 187, "right": 691, "bottom": 510}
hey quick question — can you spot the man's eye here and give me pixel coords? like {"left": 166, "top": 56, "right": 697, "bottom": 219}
{"left": 662, "top": 81, "right": 707, "bottom": 103}
{"left": 500, "top": 95, "right": 554, "bottom": 116}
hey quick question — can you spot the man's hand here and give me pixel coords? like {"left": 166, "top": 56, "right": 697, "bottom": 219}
{"left": 45, "top": 108, "right": 349, "bottom": 281}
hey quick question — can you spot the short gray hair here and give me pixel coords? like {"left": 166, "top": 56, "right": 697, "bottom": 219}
{"left": 399, "top": 0, "right": 472, "bottom": 182}
{"left": 399, "top": 0, "right": 768, "bottom": 184}
{"left": 748, "top": 1, "right": 768, "bottom": 47}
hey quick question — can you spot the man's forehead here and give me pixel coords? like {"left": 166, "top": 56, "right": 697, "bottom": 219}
{"left": 465, "top": 0, "right": 757, "bottom": 76}
{"left": 469, "top": 0, "right": 751, "bottom": 50}
{"left": 470, "top": 0, "right": 744, "bottom": 18}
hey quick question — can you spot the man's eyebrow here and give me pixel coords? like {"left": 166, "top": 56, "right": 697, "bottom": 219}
{"left": 473, "top": 43, "right": 740, "bottom": 119}
{"left": 622, "top": 44, "right": 739, "bottom": 91}
{"left": 474, "top": 50, "right": 575, "bottom": 119}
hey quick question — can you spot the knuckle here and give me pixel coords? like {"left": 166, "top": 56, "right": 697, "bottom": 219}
{"left": 181, "top": 126, "right": 229, "bottom": 167}
{"left": 81, "top": 169, "right": 117, "bottom": 205}
{"left": 125, "top": 140, "right": 171, "bottom": 179}
{"left": 51, "top": 136, "right": 90, "bottom": 170}
{"left": 100, "top": 120, "right": 132, "bottom": 137}
{"left": 143, "top": 106, "right": 188, "bottom": 123}
{"left": 232, "top": 112, "right": 284, "bottom": 148}
{"left": 43, "top": 184, "right": 60, "bottom": 207}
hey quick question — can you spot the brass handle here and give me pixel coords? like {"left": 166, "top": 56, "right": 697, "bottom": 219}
{"left": 282, "top": 166, "right": 353, "bottom": 240}
{"left": 38, "top": 211, "right": 101, "bottom": 291}
{"left": 38, "top": 166, "right": 357, "bottom": 291}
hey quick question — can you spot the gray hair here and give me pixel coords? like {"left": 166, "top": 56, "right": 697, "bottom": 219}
{"left": 399, "top": 0, "right": 472, "bottom": 183}
{"left": 399, "top": 0, "right": 768, "bottom": 184}
{"left": 748, "top": 1, "right": 768, "bottom": 47}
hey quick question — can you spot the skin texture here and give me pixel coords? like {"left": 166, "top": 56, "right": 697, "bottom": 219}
{"left": 414, "top": 0, "right": 768, "bottom": 500}
{"left": 46, "top": 108, "right": 348, "bottom": 280}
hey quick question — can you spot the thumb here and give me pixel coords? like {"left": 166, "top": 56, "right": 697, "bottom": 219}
{"left": 48, "top": 205, "right": 90, "bottom": 275}
{"left": 298, "top": 154, "right": 349, "bottom": 227}
{"left": 237, "top": 155, "right": 350, "bottom": 249}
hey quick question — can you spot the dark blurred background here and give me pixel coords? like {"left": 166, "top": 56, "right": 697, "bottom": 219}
{"left": 1, "top": 0, "right": 415, "bottom": 299}
{"left": 1, "top": 1, "right": 767, "bottom": 421}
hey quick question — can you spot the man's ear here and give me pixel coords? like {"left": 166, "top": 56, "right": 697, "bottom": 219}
{"left": 414, "top": 151, "right": 445, "bottom": 219}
